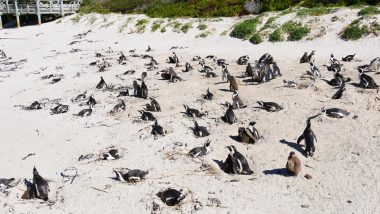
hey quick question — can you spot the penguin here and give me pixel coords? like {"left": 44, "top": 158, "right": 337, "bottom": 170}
{"left": 258, "top": 53, "right": 273, "bottom": 64}
{"left": 151, "top": 120, "right": 165, "bottom": 136}
{"left": 283, "top": 80, "right": 299, "bottom": 88}
{"left": 297, "top": 115, "right": 319, "bottom": 157}
{"left": 272, "top": 62, "right": 282, "bottom": 77}
{"left": 237, "top": 55, "right": 249, "bottom": 65}
{"left": 192, "top": 56, "right": 201, "bottom": 61}
{"left": 342, "top": 53, "right": 356, "bottom": 62}
{"left": 74, "top": 91, "right": 87, "bottom": 102}
{"left": 192, "top": 120, "right": 209, "bottom": 137}
{"left": 0, "top": 178, "right": 14, "bottom": 188}
{"left": 227, "top": 145, "right": 253, "bottom": 175}
{"left": 332, "top": 86, "right": 345, "bottom": 100}
{"left": 325, "top": 63, "right": 341, "bottom": 72}
{"left": 245, "top": 63, "right": 254, "bottom": 77}
{"left": 199, "top": 60, "right": 213, "bottom": 73}
{"left": 77, "top": 103, "right": 93, "bottom": 117}
{"left": 232, "top": 90, "right": 247, "bottom": 109}
{"left": 168, "top": 52, "right": 179, "bottom": 64}
{"left": 368, "top": 57, "right": 380, "bottom": 72}
{"left": 182, "top": 62, "right": 193, "bottom": 72}
{"left": 257, "top": 101, "right": 283, "bottom": 112}
{"left": 111, "top": 100, "right": 126, "bottom": 113}
{"left": 87, "top": 94, "right": 97, "bottom": 106}
{"left": 223, "top": 102, "right": 237, "bottom": 124}
{"left": 141, "top": 81, "right": 148, "bottom": 99}
{"left": 50, "top": 104, "right": 69, "bottom": 114}
{"left": 300, "top": 52, "right": 308, "bottom": 63}
{"left": 188, "top": 140, "right": 211, "bottom": 157}
{"left": 96, "top": 76, "right": 107, "bottom": 89}
{"left": 183, "top": 105, "right": 206, "bottom": 118}
{"left": 124, "top": 70, "right": 136, "bottom": 75}
{"left": 228, "top": 76, "right": 238, "bottom": 92}
{"left": 33, "top": 167, "right": 49, "bottom": 201}
{"left": 117, "top": 90, "right": 129, "bottom": 97}
{"left": 247, "top": 121, "right": 260, "bottom": 140}
{"left": 222, "top": 65, "right": 230, "bottom": 82}
{"left": 203, "top": 88, "right": 213, "bottom": 100}
{"left": 139, "top": 110, "right": 156, "bottom": 121}
{"left": 157, "top": 188, "right": 187, "bottom": 206}
{"left": 102, "top": 149, "right": 120, "bottom": 160}
{"left": 286, "top": 152, "right": 301, "bottom": 176}
{"left": 330, "top": 54, "right": 340, "bottom": 65}
{"left": 145, "top": 97, "right": 161, "bottom": 112}
{"left": 358, "top": 68, "right": 379, "bottom": 89}
{"left": 308, "top": 62, "right": 321, "bottom": 78}
{"left": 29, "top": 101, "right": 43, "bottom": 110}
{"left": 133, "top": 80, "right": 141, "bottom": 97}
{"left": 141, "top": 72, "right": 147, "bottom": 80}
{"left": 114, "top": 169, "right": 148, "bottom": 183}
{"left": 217, "top": 58, "right": 227, "bottom": 66}
{"left": 118, "top": 53, "right": 127, "bottom": 64}
{"left": 321, "top": 107, "right": 349, "bottom": 118}
{"left": 146, "top": 45, "right": 152, "bottom": 52}
{"left": 307, "top": 50, "right": 316, "bottom": 63}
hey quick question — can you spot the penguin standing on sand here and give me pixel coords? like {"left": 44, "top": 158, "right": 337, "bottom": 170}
{"left": 111, "top": 100, "right": 126, "bottom": 113}
{"left": 273, "top": 62, "right": 282, "bottom": 76}
{"left": 96, "top": 77, "right": 107, "bottom": 89}
{"left": 223, "top": 102, "right": 237, "bottom": 124}
{"left": 232, "top": 90, "right": 247, "bottom": 109}
{"left": 226, "top": 145, "right": 253, "bottom": 175}
{"left": 133, "top": 81, "right": 141, "bottom": 97}
{"left": 188, "top": 140, "right": 211, "bottom": 157}
{"left": 309, "top": 62, "right": 321, "bottom": 78}
{"left": 203, "top": 88, "right": 213, "bottom": 100}
{"left": 151, "top": 120, "right": 165, "bottom": 136}
{"left": 297, "top": 115, "right": 319, "bottom": 157}
{"left": 321, "top": 107, "right": 349, "bottom": 118}
{"left": 330, "top": 54, "right": 340, "bottom": 65}
{"left": 141, "top": 80, "right": 148, "bottom": 99}
{"left": 300, "top": 52, "right": 308, "bottom": 64}
{"left": 222, "top": 65, "right": 229, "bottom": 82}
{"left": 87, "top": 94, "right": 97, "bottom": 106}
{"left": 114, "top": 169, "right": 148, "bottom": 183}
{"left": 246, "top": 63, "right": 254, "bottom": 77}
{"left": 228, "top": 76, "right": 238, "bottom": 91}
{"left": 145, "top": 97, "right": 161, "bottom": 112}
{"left": 182, "top": 62, "right": 193, "bottom": 72}
{"left": 308, "top": 50, "right": 316, "bottom": 63}
{"left": 286, "top": 152, "right": 301, "bottom": 176}
{"left": 32, "top": 167, "right": 49, "bottom": 201}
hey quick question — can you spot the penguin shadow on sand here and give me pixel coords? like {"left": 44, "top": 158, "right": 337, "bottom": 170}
{"left": 229, "top": 135, "right": 240, "bottom": 142}
{"left": 279, "top": 139, "right": 306, "bottom": 157}
{"left": 212, "top": 159, "right": 224, "bottom": 171}
{"left": 262, "top": 168, "right": 293, "bottom": 177}
{"left": 218, "top": 88, "right": 232, "bottom": 92}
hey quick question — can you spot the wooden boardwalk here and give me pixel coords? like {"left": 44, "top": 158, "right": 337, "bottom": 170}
{"left": 0, "top": 0, "right": 82, "bottom": 28}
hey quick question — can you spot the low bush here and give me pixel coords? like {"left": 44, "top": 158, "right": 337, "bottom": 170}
{"left": 282, "top": 21, "right": 310, "bottom": 41}
{"left": 230, "top": 17, "right": 260, "bottom": 39}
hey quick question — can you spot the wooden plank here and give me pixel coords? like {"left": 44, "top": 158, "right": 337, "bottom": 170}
{"left": 14, "top": 0, "right": 20, "bottom": 28}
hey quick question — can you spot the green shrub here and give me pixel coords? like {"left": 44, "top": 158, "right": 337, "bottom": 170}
{"left": 197, "top": 23, "right": 208, "bottom": 30}
{"left": 269, "top": 28, "right": 283, "bottom": 42}
{"left": 331, "top": 16, "right": 338, "bottom": 22}
{"left": 135, "top": 19, "right": 149, "bottom": 33}
{"left": 297, "top": 7, "right": 335, "bottom": 16}
{"left": 230, "top": 18, "right": 260, "bottom": 39}
{"left": 181, "top": 22, "right": 193, "bottom": 33}
{"left": 282, "top": 21, "right": 310, "bottom": 41}
{"left": 151, "top": 20, "right": 164, "bottom": 32}
{"left": 341, "top": 24, "right": 364, "bottom": 40}
{"left": 261, "top": 16, "right": 278, "bottom": 30}
{"left": 249, "top": 33, "right": 263, "bottom": 44}
{"left": 358, "top": 6, "right": 380, "bottom": 16}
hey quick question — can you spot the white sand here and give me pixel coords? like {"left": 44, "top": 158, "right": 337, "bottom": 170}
{"left": 0, "top": 9, "right": 380, "bottom": 213}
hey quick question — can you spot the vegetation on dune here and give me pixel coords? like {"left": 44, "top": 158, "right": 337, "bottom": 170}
{"left": 79, "top": 0, "right": 380, "bottom": 17}
{"left": 249, "top": 33, "right": 263, "bottom": 44}
{"left": 269, "top": 28, "right": 283, "bottom": 42}
{"left": 281, "top": 21, "right": 310, "bottom": 41}
{"left": 197, "top": 23, "right": 208, "bottom": 30}
{"left": 230, "top": 17, "right": 261, "bottom": 39}
{"left": 358, "top": 6, "right": 380, "bottom": 16}
{"left": 151, "top": 19, "right": 164, "bottom": 32}
{"left": 341, "top": 18, "right": 380, "bottom": 40}
{"left": 296, "top": 7, "right": 336, "bottom": 16}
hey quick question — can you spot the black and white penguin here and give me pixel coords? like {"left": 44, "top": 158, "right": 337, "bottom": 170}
{"left": 223, "top": 102, "right": 237, "bottom": 124}
{"left": 141, "top": 80, "right": 148, "bottom": 99}
{"left": 217, "top": 58, "right": 227, "bottom": 66}
{"left": 182, "top": 62, "right": 193, "bottom": 72}
{"left": 139, "top": 110, "right": 156, "bottom": 121}
{"left": 192, "top": 120, "right": 209, "bottom": 137}
{"left": 183, "top": 105, "right": 206, "bottom": 118}
{"left": 342, "top": 53, "right": 356, "bottom": 62}
{"left": 222, "top": 65, "right": 229, "bottom": 82}
{"left": 77, "top": 103, "right": 93, "bottom": 117}
{"left": 157, "top": 188, "right": 187, "bottom": 206}
{"left": 307, "top": 50, "right": 316, "bottom": 63}
{"left": 146, "top": 45, "right": 152, "bottom": 52}
{"left": 192, "top": 56, "right": 201, "bottom": 61}
{"left": 308, "top": 62, "right": 321, "bottom": 78}
{"left": 114, "top": 169, "right": 148, "bottom": 183}
{"left": 96, "top": 76, "right": 107, "bottom": 89}
{"left": 300, "top": 52, "right": 308, "bottom": 64}
{"left": 237, "top": 55, "right": 249, "bottom": 65}
{"left": 245, "top": 63, "right": 254, "bottom": 77}
{"left": 232, "top": 90, "right": 247, "bottom": 109}
{"left": 33, "top": 167, "right": 49, "bottom": 201}
{"left": 227, "top": 145, "right": 253, "bottom": 175}
{"left": 273, "top": 62, "right": 282, "bottom": 77}
{"left": 205, "top": 69, "right": 217, "bottom": 78}
{"left": 111, "top": 100, "right": 126, "bottom": 113}
{"left": 199, "top": 60, "right": 213, "bottom": 73}
{"left": 332, "top": 86, "right": 345, "bottom": 100}
{"left": 74, "top": 91, "right": 87, "bottom": 102}
{"left": 151, "top": 120, "right": 165, "bottom": 136}
{"left": 51, "top": 104, "right": 69, "bottom": 114}
{"left": 133, "top": 81, "right": 141, "bottom": 97}
{"left": 238, "top": 122, "right": 260, "bottom": 144}
{"left": 358, "top": 68, "right": 379, "bottom": 89}
{"left": 141, "top": 72, "right": 148, "bottom": 81}
{"left": 145, "top": 97, "right": 161, "bottom": 112}
{"left": 0, "top": 178, "right": 15, "bottom": 188}
{"left": 102, "top": 149, "right": 120, "bottom": 160}
{"left": 203, "top": 88, "right": 213, "bottom": 100}
{"left": 257, "top": 101, "right": 283, "bottom": 112}
{"left": 188, "top": 140, "right": 211, "bottom": 157}
{"left": 283, "top": 80, "right": 299, "bottom": 88}
{"left": 328, "top": 68, "right": 351, "bottom": 87}
{"left": 247, "top": 121, "right": 260, "bottom": 141}
{"left": 258, "top": 53, "right": 273, "bottom": 65}
{"left": 330, "top": 54, "right": 340, "bottom": 65}
{"left": 118, "top": 53, "right": 127, "bottom": 64}
{"left": 117, "top": 90, "right": 129, "bottom": 97}
{"left": 87, "top": 94, "right": 97, "bottom": 106}
{"left": 297, "top": 115, "right": 319, "bottom": 157}
{"left": 168, "top": 52, "right": 179, "bottom": 64}
{"left": 321, "top": 107, "right": 349, "bottom": 118}
{"left": 29, "top": 101, "right": 43, "bottom": 110}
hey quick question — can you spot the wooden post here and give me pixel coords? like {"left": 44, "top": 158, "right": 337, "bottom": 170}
{"left": 15, "top": 0, "right": 20, "bottom": 28}
{"left": 0, "top": 14, "right": 3, "bottom": 30}
{"left": 49, "top": 0, "right": 52, "bottom": 13}
{"left": 6, "top": 0, "right": 10, "bottom": 13}
{"left": 60, "top": 0, "right": 64, "bottom": 17}
{"left": 36, "top": 0, "right": 41, "bottom": 25}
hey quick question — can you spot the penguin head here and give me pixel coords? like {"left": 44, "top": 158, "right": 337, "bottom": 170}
{"left": 226, "top": 145, "right": 233, "bottom": 155}
{"left": 230, "top": 145, "right": 237, "bottom": 153}
{"left": 33, "top": 167, "right": 39, "bottom": 177}
{"left": 249, "top": 121, "right": 256, "bottom": 126}
{"left": 204, "top": 140, "right": 211, "bottom": 148}
{"left": 321, "top": 107, "right": 326, "bottom": 113}
{"left": 358, "top": 68, "right": 364, "bottom": 74}
{"left": 257, "top": 101, "right": 264, "bottom": 107}
{"left": 288, "top": 151, "right": 296, "bottom": 159}
{"left": 331, "top": 54, "right": 334, "bottom": 58}
{"left": 154, "top": 120, "right": 158, "bottom": 126}
{"left": 183, "top": 105, "right": 189, "bottom": 110}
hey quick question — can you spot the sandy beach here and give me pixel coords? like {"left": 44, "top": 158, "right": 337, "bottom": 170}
{"left": 0, "top": 9, "right": 380, "bottom": 213}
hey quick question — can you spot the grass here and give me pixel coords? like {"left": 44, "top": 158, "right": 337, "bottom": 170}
{"left": 340, "top": 18, "right": 366, "bottom": 41}
{"left": 87, "top": 15, "right": 97, "bottom": 25}
{"left": 358, "top": 6, "right": 380, "bottom": 16}
{"left": 282, "top": 21, "right": 310, "bottom": 41}
{"left": 297, "top": 7, "right": 335, "bottom": 16}
{"left": 331, "top": 16, "right": 339, "bottom": 22}
{"left": 197, "top": 23, "right": 208, "bottom": 30}
{"left": 99, "top": 21, "right": 115, "bottom": 29}
{"left": 71, "top": 14, "right": 82, "bottom": 24}
{"left": 230, "top": 17, "right": 261, "bottom": 39}
{"left": 196, "top": 31, "right": 212, "bottom": 38}
{"left": 261, "top": 16, "right": 278, "bottom": 31}
{"left": 181, "top": 22, "right": 193, "bottom": 33}
{"left": 118, "top": 17, "right": 133, "bottom": 33}
{"left": 135, "top": 18, "right": 150, "bottom": 33}
{"left": 151, "top": 19, "right": 164, "bottom": 32}
{"left": 269, "top": 28, "right": 283, "bottom": 42}
{"left": 249, "top": 33, "right": 263, "bottom": 44}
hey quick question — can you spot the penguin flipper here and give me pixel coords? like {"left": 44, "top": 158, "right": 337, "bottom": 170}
{"left": 297, "top": 135, "right": 304, "bottom": 145}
